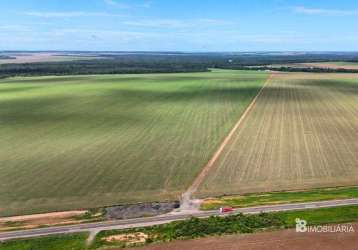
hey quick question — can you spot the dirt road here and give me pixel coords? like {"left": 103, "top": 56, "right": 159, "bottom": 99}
{"left": 181, "top": 73, "right": 276, "bottom": 208}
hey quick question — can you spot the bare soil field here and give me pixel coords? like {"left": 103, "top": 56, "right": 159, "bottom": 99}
{"left": 131, "top": 223, "right": 358, "bottom": 250}
{"left": 197, "top": 72, "right": 358, "bottom": 197}
{"left": 0, "top": 211, "right": 87, "bottom": 231}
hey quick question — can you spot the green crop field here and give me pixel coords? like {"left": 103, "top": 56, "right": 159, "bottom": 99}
{"left": 197, "top": 72, "right": 358, "bottom": 198}
{"left": 0, "top": 233, "right": 88, "bottom": 250}
{"left": 0, "top": 69, "right": 267, "bottom": 216}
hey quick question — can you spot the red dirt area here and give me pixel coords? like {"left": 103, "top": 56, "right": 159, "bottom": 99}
{"left": 0, "top": 210, "right": 87, "bottom": 231}
{"left": 130, "top": 224, "right": 358, "bottom": 250}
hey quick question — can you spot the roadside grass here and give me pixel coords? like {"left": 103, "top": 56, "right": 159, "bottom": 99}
{"left": 91, "top": 205, "right": 358, "bottom": 249}
{"left": 72, "top": 208, "right": 106, "bottom": 221}
{"left": 91, "top": 213, "right": 285, "bottom": 249}
{"left": 0, "top": 233, "right": 88, "bottom": 250}
{"left": 279, "top": 205, "right": 358, "bottom": 227}
{"left": 0, "top": 70, "right": 267, "bottom": 216}
{"left": 200, "top": 186, "right": 358, "bottom": 210}
{"left": 1, "top": 205, "right": 357, "bottom": 250}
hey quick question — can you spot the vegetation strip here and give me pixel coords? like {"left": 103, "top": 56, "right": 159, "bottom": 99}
{"left": 220, "top": 65, "right": 358, "bottom": 73}
{"left": 1, "top": 205, "right": 357, "bottom": 250}
{"left": 0, "top": 233, "right": 88, "bottom": 250}
{"left": 201, "top": 186, "right": 358, "bottom": 210}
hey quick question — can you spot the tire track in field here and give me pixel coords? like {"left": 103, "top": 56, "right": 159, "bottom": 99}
{"left": 181, "top": 73, "right": 276, "bottom": 206}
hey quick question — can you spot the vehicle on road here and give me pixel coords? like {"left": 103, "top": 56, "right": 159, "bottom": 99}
{"left": 219, "top": 207, "right": 234, "bottom": 213}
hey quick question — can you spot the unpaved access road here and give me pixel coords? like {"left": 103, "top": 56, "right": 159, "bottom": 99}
{"left": 181, "top": 73, "right": 275, "bottom": 207}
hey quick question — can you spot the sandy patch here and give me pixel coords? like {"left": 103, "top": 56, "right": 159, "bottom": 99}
{"left": 103, "top": 232, "right": 148, "bottom": 245}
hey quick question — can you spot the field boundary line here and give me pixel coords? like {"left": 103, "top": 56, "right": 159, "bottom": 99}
{"left": 182, "top": 73, "right": 276, "bottom": 203}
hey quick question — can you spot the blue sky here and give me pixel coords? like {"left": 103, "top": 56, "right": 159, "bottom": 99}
{"left": 1, "top": 0, "right": 358, "bottom": 51}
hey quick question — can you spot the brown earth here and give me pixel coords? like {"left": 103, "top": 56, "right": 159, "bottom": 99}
{"left": 103, "top": 232, "right": 148, "bottom": 246}
{"left": 130, "top": 223, "right": 358, "bottom": 250}
{"left": 0, "top": 210, "right": 87, "bottom": 231}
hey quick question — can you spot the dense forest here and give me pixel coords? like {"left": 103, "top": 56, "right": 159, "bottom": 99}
{"left": 220, "top": 65, "right": 358, "bottom": 73}
{"left": 0, "top": 56, "right": 211, "bottom": 78}
{"left": 0, "top": 55, "right": 15, "bottom": 59}
{"left": 1, "top": 52, "right": 358, "bottom": 78}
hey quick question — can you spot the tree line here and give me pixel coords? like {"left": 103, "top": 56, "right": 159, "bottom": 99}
{"left": 1, "top": 53, "right": 358, "bottom": 78}
{"left": 219, "top": 65, "right": 358, "bottom": 73}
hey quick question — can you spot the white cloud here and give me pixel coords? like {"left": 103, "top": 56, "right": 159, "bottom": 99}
{"left": 3, "top": 23, "right": 358, "bottom": 51}
{"left": 197, "top": 18, "right": 235, "bottom": 25}
{"left": 103, "top": 0, "right": 151, "bottom": 9}
{"left": 0, "top": 24, "right": 32, "bottom": 32}
{"left": 49, "top": 28, "right": 156, "bottom": 41}
{"left": 141, "top": 1, "right": 152, "bottom": 8}
{"left": 103, "top": 0, "right": 131, "bottom": 9}
{"left": 123, "top": 19, "right": 185, "bottom": 28}
{"left": 294, "top": 6, "right": 358, "bottom": 16}
{"left": 22, "top": 11, "right": 124, "bottom": 18}
{"left": 123, "top": 18, "right": 236, "bottom": 28}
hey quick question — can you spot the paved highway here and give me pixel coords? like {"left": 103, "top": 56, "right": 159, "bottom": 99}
{"left": 1, "top": 198, "right": 358, "bottom": 241}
